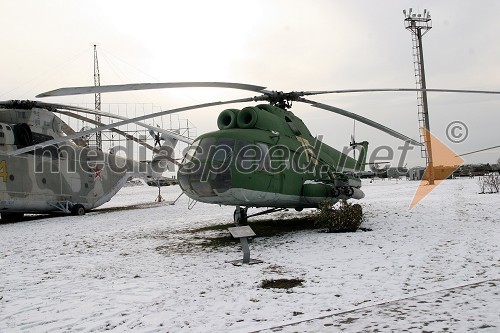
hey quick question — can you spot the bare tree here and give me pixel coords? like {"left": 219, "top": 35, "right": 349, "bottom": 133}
{"left": 478, "top": 173, "right": 500, "bottom": 194}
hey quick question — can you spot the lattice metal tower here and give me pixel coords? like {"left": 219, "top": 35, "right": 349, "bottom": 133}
{"left": 93, "top": 44, "right": 102, "bottom": 150}
{"left": 404, "top": 8, "right": 434, "bottom": 184}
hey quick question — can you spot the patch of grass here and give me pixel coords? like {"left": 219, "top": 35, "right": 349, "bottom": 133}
{"left": 201, "top": 235, "right": 239, "bottom": 248}
{"left": 248, "top": 215, "right": 318, "bottom": 237}
{"left": 193, "top": 214, "right": 321, "bottom": 248}
{"left": 191, "top": 207, "right": 367, "bottom": 248}
{"left": 260, "top": 278, "right": 304, "bottom": 289}
{"left": 190, "top": 222, "right": 235, "bottom": 233}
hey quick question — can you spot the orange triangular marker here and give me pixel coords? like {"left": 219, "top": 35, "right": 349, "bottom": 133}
{"left": 409, "top": 129, "right": 464, "bottom": 209}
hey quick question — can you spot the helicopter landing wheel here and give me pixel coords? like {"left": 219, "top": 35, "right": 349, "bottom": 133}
{"left": 344, "top": 186, "right": 354, "bottom": 197}
{"left": 71, "top": 204, "right": 86, "bottom": 216}
{"left": 233, "top": 206, "right": 248, "bottom": 226}
{"left": 330, "top": 188, "right": 340, "bottom": 198}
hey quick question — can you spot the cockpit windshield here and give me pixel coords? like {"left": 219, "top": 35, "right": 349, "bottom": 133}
{"left": 178, "top": 137, "right": 235, "bottom": 197}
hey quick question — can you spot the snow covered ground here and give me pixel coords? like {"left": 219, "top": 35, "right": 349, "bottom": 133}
{"left": 0, "top": 178, "right": 499, "bottom": 332}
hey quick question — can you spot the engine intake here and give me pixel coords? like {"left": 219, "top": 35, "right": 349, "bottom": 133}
{"left": 217, "top": 109, "right": 239, "bottom": 130}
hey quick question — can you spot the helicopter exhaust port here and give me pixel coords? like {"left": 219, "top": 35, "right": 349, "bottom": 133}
{"left": 217, "top": 109, "right": 239, "bottom": 130}
{"left": 237, "top": 106, "right": 278, "bottom": 130}
{"left": 12, "top": 123, "right": 33, "bottom": 148}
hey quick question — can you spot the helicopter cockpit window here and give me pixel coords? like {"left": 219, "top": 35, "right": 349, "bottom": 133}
{"left": 198, "top": 137, "right": 216, "bottom": 160}
{"left": 208, "top": 138, "right": 233, "bottom": 194}
{"left": 182, "top": 139, "right": 201, "bottom": 164}
{"left": 182, "top": 137, "right": 216, "bottom": 165}
{"left": 212, "top": 138, "right": 234, "bottom": 163}
{"left": 179, "top": 137, "right": 234, "bottom": 198}
{"left": 236, "top": 141, "right": 271, "bottom": 172}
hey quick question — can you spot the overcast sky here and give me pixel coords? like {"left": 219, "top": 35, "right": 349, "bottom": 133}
{"left": 2, "top": 0, "right": 500, "bottom": 167}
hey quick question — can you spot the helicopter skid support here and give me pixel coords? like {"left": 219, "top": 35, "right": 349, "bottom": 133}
{"left": 47, "top": 200, "right": 74, "bottom": 214}
{"left": 170, "top": 192, "right": 184, "bottom": 205}
{"left": 247, "top": 207, "right": 287, "bottom": 219}
{"left": 233, "top": 206, "right": 248, "bottom": 226}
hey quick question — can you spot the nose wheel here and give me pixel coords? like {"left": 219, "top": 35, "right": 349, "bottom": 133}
{"left": 233, "top": 206, "right": 248, "bottom": 226}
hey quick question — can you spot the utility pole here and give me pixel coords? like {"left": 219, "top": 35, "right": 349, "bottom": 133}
{"left": 404, "top": 8, "right": 434, "bottom": 184}
{"left": 93, "top": 44, "right": 102, "bottom": 150}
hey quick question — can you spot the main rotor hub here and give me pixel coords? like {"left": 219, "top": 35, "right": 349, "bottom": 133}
{"left": 260, "top": 91, "right": 304, "bottom": 110}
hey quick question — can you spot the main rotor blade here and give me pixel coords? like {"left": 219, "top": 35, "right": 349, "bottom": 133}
{"left": 298, "top": 97, "right": 421, "bottom": 146}
{"left": 7, "top": 97, "right": 256, "bottom": 156}
{"left": 300, "top": 88, "right": 500, "bottom": 96}
{"left": 1, "top": 100, "right": 194, "bottom": 144}
{"left": 48, "top": 103, "right": 193, "bottom": 144}
{"left": 37, "top": 82, "right": 267, "bottom": 98}
{"left": 56, "top": 110, "right": 179, "bottom": 165}
{"left": 457, "top": 144, "right": 500, "bottom": 157}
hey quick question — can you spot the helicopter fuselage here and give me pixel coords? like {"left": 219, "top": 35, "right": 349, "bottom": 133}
{"left": 178, "top": 104, "right": 367, "bottom": 209}
{"left": 0, "top": 103, "right": 151, "bottom": 218}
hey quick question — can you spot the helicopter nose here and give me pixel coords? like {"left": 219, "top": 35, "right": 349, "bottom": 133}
{"left": 178, "top": 161, "right": 232, "bottom": 198}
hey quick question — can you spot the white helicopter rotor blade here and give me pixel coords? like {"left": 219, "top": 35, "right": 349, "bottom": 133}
{"left": 457, "top": 144, "right": 500, "bottom": 157}
{"left": 7, "top": 97, "right": 256, "bottom": 156}
{"left": 36, "top": 82, "right": 267, "bottom": 98}
{"left": 56, "top": 105, "right": 193, "bottom": 144}
{"left": 27, "top": 101, "right": 194, "bottom": 144}
{"left": 300, "top": 88, "right": 500, "bottom": 96}
{"left": 298, "top": 97, "right": 422, "bottom": 146}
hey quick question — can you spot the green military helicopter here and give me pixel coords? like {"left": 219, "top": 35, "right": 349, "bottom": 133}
{"left": 31, "top": 82, "right": 500, "bottom": 223}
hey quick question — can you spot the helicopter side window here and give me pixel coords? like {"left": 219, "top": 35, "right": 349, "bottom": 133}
{"left": 236, "top": 141, "right": 270, "bottom": 172}
{"left": 198, "top": 137, "right": 216, "bottom": 161}
{"left": 285, "top": 116, "right": 301, "bottom": 136}
{"left": 237, "top": 141, "right": 258, "bottom": 172}
{"left": 212, "top": 138, "right": 234, "bottom": 163}
{"left": 208, "top": 138, "right": 234, "bottom": 194}
{"left": 256, "top": 143, "right": 271, "bottom": 171}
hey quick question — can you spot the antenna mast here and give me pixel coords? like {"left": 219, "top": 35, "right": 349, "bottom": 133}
{"left": 93, "top": 44, "right": 102, "bottom": 150}
{"left": 404, "top": 8, "right": 434, "bottom": 185}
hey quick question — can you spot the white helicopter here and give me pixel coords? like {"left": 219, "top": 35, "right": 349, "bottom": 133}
{"left": 0, "top": 99, "right": 191, "bottom": 221}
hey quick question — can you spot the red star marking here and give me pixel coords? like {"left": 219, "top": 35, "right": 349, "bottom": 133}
{"left": 92, "top": 166, "right": 103, "bottom": 180}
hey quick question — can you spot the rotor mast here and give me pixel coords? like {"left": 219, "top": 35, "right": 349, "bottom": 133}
{"left": 404, "top": 8, "right": 434, "bottom": 184}
{"left": 93, "top": 44, "right": 102, "bottom": 150}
